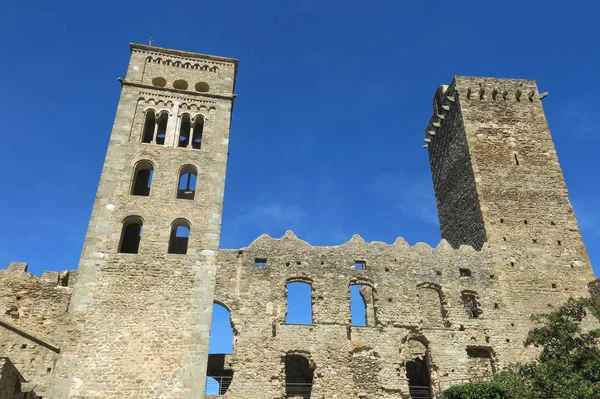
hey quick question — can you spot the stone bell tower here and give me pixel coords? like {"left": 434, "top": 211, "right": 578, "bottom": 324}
{"left": 48, "top": 44, "right": 237, "bottom": 398}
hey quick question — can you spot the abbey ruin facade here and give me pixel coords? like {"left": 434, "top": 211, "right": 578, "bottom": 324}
{"left": 0, "top": 44, "right": 597, "bottom": 399}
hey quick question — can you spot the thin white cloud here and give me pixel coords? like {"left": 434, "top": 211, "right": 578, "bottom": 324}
{"left": 372, "top": 172, "right": 438, "bottom": 225}
{"left": 231, "top": 202, "right": 306, "bottom": 232}
{"left": 573, "top": 198, "right": 600, "bottom": 240}
{"left": 563, "top": 106, "right": 599, "bottom": 139}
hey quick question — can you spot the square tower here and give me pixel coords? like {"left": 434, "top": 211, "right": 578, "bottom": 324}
{"left": 48, "top": 44, "right": 237, "bottom": 398}
{"left": 426, "top": 76, "right": 593, "bottom": 279}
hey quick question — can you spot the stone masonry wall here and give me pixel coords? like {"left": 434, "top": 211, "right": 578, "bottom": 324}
{"left": 210, "top": 231, "right": 592, "bottom": 399}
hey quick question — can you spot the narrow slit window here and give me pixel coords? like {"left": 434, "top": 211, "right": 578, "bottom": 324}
{"left": 176, "top": 166, "right": 197, "bottom": 200}
{"left": 461, "top": 291, "right": 482, "bottom": 319}
{"left": 168, "top": 220, "right": 190, "bottom": 254}
{"left": 178, "top": 114, "right": 192, "bottom": 148}
{"left": 192, "top": 117, "right": 204, "bottom": 149}
{"left": 514, "top": 153, "right": 519, "bottom": 165}
{"left": 156, "top": 112, "right": 168, "bottom": 145}
{"left": 119, "top": 216, "right": 143, "bottom": 254}
{"left": 142, "top": 110, "right": 156, "bottom": 143}
{"left": 131, "top": 161, "right": 154, "bottom": 196}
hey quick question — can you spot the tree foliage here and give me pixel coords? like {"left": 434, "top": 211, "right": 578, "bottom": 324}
{"left": 445, "top": 381, "right": 506, "bottom": 399}
{"left": 444, "top": 297, "right": 600, "bottom": 399}
{"left": 498, "top": 297, "right": 600, "bottom": 399}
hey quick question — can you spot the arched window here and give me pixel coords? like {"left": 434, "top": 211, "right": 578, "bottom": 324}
{"left": 285, "top": 354, "right": 314, "bottom": 399}
{"left": 191, "top": 117, "right": 204, "bottom": 149}
{"left": 177, "top": 165, "right": 197, "bottom": 200}
{"left": 131, "top": 161, "right": 154, "bottom": 196}
{"left": 417, "top": 283, "right": 450, "bottom": 328}
{"left": 350, "top": 283, "right": 375, "bottom": 326}
{"left": 119, "top": 216, "right": 143, "bottom": 254}
{"left": 286, "top": 281, "right": 312, "bottom": 324}
{"left": 461, "top": 291, "right": 482, "bottom": 319}
{"left": 178, "top": 114, "right": 192, "bottom": 148}
{"left": 405, "top": 338, "right": 432, "bottom": 399}
{"left": 156, "top": 112, "right": 168, "bottom": 145}
{"left": 141, "top": 110, "right": 156, "bottom": 143}
{"left": 202, "top": 65, "right": 209, "bottom": 71}
{"left": 168, "top": 219, "right": 190, "bottom": 254}
{"left": 210, "top": 66, "right": 218, "bottom": 73}
{"left": 206, "top": 302, "right": 235, "bottom": 395}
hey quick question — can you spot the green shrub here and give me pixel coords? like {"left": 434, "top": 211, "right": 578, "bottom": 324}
{"left": 445, "top": 381, "right": 506, "bottom": 399}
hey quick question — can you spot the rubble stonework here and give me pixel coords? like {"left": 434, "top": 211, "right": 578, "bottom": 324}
{"left": 0, "top": 44, "right": 598, "bottom": 399}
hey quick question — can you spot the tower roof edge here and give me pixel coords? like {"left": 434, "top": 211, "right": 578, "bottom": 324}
{"left": 129, "top": 43, "right": 238, "bottom": 66}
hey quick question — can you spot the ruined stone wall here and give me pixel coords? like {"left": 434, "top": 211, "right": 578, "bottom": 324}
{"left": 210, "top": 231, "right": 592, "bottom": 399}
{"left": 0, "top": 263, "right": 72, "bottom": 395}
{"left": 46, "top": 44, "right": 237, "bottom": 399}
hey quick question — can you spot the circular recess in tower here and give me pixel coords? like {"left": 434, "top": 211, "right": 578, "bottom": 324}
{"left": 173, "top": 80, "right": 189, "bottom": 90}
{"left": 195, "top": 82, "right": 210, "bottom": 92}
{"left": 152, "top": 77, "right": 167, "bottom": 87}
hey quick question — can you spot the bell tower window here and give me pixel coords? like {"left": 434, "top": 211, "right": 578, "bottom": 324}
{"left": 177, "top": 165, "right": 197, "bottom": 200}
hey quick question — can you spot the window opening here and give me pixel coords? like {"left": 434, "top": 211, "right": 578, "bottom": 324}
{"left": 192, "top": 118, "right": 204, "bottom": 149}
{"left": 254, "top": 258, "right": 268, "bottom": 267}
{"left": 156, "top": 113, "right": 168, "bottom": 145}
{"left": 119, "top": 216, "right": 143, "bottom": 253}
{"left": 350, "top": 284, "right": 375, "bottom": 326}
{"left": 286, "top": 281, "right": 312, "bottom": 324}
{"left": 142, "top": 110, "right": 156, "bottom": 143}
{"left": 206, "top": 303, "right": 234, "bottom": 395}
{"left": 405, "top": 340, "right": 432, "bottom": 399}
{"left": 514, "top": 153, "right": 519, "bottom": 165}
{"left": 131, "top": 161, "right": 154, "bottom": 196}
{"left": 168, "top": 220, "right": 190, "bottom": 254}
{"left": 178, "top": 114, "right": 191, "bottom": 147}
{"left": 466, "top": 347, "right": 496, "bottom": 378}
{"left": 461, "top": 291, "right": 482, "bottom": 319}
{"left": 177, "top": 166, "right": 197, "bottom": 200}
{"left": 417, "top": 283, "right": 450, "bottom": 328}
{"left": 459, "top": 268, "right": 472, "bottom": 277}
{"left": 285, "top": 354, "right": 314, "bottom": 399}
{"left": 354, "top": 260, "right": 366, "bottom": 270}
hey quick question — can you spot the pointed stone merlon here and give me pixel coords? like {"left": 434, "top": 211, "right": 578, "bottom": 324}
{"left": 424, "top": 81, "right": 459, "bottom": 149}
{"left": 7, "top": 262, "right": 28, "bottom": 273}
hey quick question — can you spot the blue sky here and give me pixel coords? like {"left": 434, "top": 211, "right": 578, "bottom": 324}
{"left": 1, "top": 0, "right": 599, "bottom": 279}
